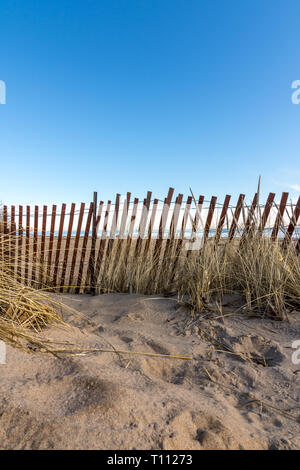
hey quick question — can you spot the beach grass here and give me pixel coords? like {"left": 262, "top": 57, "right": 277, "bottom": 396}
{"left": 0, "top": 224, "right": 299, "bottom": 357}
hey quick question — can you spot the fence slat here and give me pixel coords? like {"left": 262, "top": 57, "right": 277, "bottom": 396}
{"left": 96, "top": 201, "right": 104, "bottom": 233}
{"left": 3, "top": 205, "right": 8, "bottom": 234}
{"left": 190, "top": 195, "right": 204, "bottom": 240}
{"left": 17, "top": 205, "right": 23, "bottom": 282}
{"left": 108, "top": 193, "right": 132, "bottom": 285}
{"left": 31, "top": 205, "right": 39, "bottom": 284}
{"left": 171, "top": 196, "right": 193, "bottom": 281}
{"left": 88, "top": 193, "right": 98, "bottom": 295}
{"left": 119, "top": 193, "right": 131, "bottom": 239}
{"left": 106, "top": 194, "right": 120, "bottom": 262}
{"left": 162, "top": 194, "right": 184, "bottom": 278}
{"left": 243, "top": 193, "right": 258, "bottom": 234}
{"left": 75, "top": 202, "right": 94, "bottom": 293}
{"left": 52, "top": 203, "right": 66, "bottom": 287}
{"left": 172, "top": 194, "right": 184, "bottom": 241}
{"left": 143, "top": 198, "right": 158, "bottom": 260}
{"left": 39, "top": 205, "right": 47, "bottom": 287}
{"left": 135, "top": 191, "right": 152, "bottom": 258}
{"left": 271, "top": 192, "right": 289, "bottom": 241}
{"left": 95, "top": 200, "right": 112, "bottom": 284}
{"left": 25, "top": 206, "right": 30, "bottom": 285}
{"left": 47, "top": 205, "right": 57, "bottom": 281}
{"left": 228, "top": 194, "right": 245, "bottom": 241}
{"left": 10, "top": 206, "right": 16, "bottom": 275}
{"left": 68, "top": 202, "right": 85, "bottom": 290}
{"left": 153, "top": 188, "right": 174, "bottom": 262}
{"left": 2, "top": 206, "right": 8, "bottom": 268}
{"left": 240, "top": 193, "right": 258, "bottom": 246}
{"left": 60, "top": 203, "right": 76, "bottom": 292}
{"left": 123, "top": 197, "right": 139, "bottom": 266}
{"left": 283, "top": 195, "right": 300, "bottom": 244}
{"left": 215, "top": 195, "right": 231, "bottom": 244}
{"left": 203, "top": 196, "right": 217, "bottom": 242}
{"left": 258, "top": 192, "right": 275, "bottom": 236}
{"left": 100, "top": 195, "right": 121, "bottom": 288}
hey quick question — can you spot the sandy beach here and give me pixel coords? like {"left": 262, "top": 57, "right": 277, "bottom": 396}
{"left": 0, "top": 293, "right": 299, "bottom": 450}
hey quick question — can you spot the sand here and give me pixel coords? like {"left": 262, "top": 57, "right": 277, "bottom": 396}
{"left": 0, "top": 293, "right": 299, "bottom": 450}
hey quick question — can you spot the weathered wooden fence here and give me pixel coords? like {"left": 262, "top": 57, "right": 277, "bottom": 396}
{"left": 1, "top": 188, "right": 299, "bottom": 293}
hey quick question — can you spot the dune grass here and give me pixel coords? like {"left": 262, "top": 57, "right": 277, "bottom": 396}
{"left": 0, "top": 220, "right": 299, "bottom": 357}
{"left": 96, "top": 236, "right": 300, "bottom": 320}
{"left": 0, "top": 233, "right": 66, "bottom": 352}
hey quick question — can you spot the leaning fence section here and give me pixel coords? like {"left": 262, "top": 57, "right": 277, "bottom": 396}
{"left": 1, "top": 188, "right": 299, "bottom": 293}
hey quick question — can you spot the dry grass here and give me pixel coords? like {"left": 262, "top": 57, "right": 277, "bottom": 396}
{"left": 0, "top": 234, "right": 66, "bottom": 352}
{"left": 96, "top": 236, "right": 300, "bottom": 320}
{"left": 0, "top": 220, "right": 299, "bottom": 356}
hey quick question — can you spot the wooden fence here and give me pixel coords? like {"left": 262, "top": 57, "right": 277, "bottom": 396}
{"left": 1, "top": 188, "right": 299, "bottom": 293}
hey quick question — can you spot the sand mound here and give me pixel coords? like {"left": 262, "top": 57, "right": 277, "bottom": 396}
{"left": 0, "top": 293, "right": 299, "bottom": 450}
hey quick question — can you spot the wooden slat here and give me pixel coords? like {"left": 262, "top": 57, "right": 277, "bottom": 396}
{"left": 25, "top": 205, "right": 30, "bottom": 285}
{"left": 153, "top": 188, "right": 174, "bottom": 262}
{"left": 100, "top": 194, "right": 121, "bottom": 289}
{"left": 46, "top": 205, "right": 57, "bottom": 281}
{"left": 94, "top": 200, "right": 112, "bottom": 283}
{"left": 203, "top": 196, "right": 217, "bottom": 242}
{"left": 215, "top": 195, "right": 231, "bottom": 244}
{"left": 106, "top": 194, "right": 120, "bottom": 261}
{"left": 2, "top": 206, "right": 8, "bottom": 267}
{"left": 170, "top": 196, "right": 193, "bottom": 281}
{"left": 96, "top": 201, "right": 104, "bottom": 233}
{"left": 258, "top": 192, "right": 275, "bottom": 236}
{"left": 171, "top": 194, "right": 184, "bottom": 241}
{"left": 123, "top": 197, "right": 139, "bottom": 266}
{"left": 271, "top": 192, "right": 289, "bottom": 241}
{"left": 3, "top": 205, "right": 8, "bottom": 234}
{"left": 31, "top": 205, "right": 39, "bottom": 283}
{"left": 75, "top": 202, "right": 94, "bottom": 293}
{"left": 60, "top": 203, "right": 76, "bottom": 292}
{"left": 128, "top": 198, "right": 139, "bottom": 238}
{"left": 162, "top": 194, "right": 183, "bottom": 276}
{"left": 39, "top": 205, "right": 47, "bottom": 287}
{"left": 68, "top": 202, "right": 85, "bottom": 290}
{"left": 52, "top": 203, "right": 66, "bottom": 287}
{"left": 17, "top": 205, "right": 23, "bottom": 282}
{"left": 119, "top": 193, "right": 131, "bottom": 239}
{"left": 135, "top": 191, "right": 152, "bottom": 258}
{"left": 113, "top": 193, "right": 131, "bottom": 269}
{"left": 228, "top": 194, "right": 245, "bottom": 241}
{"left": 283, "top": 196, "right": 300, "bottom": 244}
{"left": 180, "top": 196, "right": 193, "bottom": 241}
{"left": 88, "top": 193, "right": 98, "bottom": 295}
{"left": 10, "top": 205, "right": 16, "bottom": 275}
{"left": 243, "top": 193, "right": 258, "bottom": 236}
{"left": 191, "top": 195, "right": 204, "bottom": 237}
{"left": 143, "top": 198, "right": 158, "bottom": 260}
{"left": 186, "top": 195, "right": 205, "bottom": 254}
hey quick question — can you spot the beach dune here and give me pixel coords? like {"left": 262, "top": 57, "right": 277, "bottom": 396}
{"left": 0, "top": 293, "right": 299, "bottom": 450}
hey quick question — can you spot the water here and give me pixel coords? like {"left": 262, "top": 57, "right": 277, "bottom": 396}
{"left": 18, "top": 226, "right": 300, "bottom": 239}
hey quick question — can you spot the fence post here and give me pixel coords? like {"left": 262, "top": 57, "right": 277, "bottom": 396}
{"left": 89, "top": 191, "right": 98, "bottom": 295}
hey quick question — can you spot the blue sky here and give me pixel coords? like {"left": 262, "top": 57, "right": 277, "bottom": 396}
{"left": 0, "top": 0, "right": 299, "bottom": 207}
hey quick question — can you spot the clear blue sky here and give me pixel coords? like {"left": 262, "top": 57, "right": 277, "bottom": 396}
{"left": 0, "top": 0, "right": 299, "bottom": 207}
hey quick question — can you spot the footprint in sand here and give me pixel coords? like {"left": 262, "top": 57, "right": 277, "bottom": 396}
{"left": 232, "top": 334, "right": 285, "bottom": 367}
{"left": 120, "top": 336, "right": 133, "bottom": 344}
